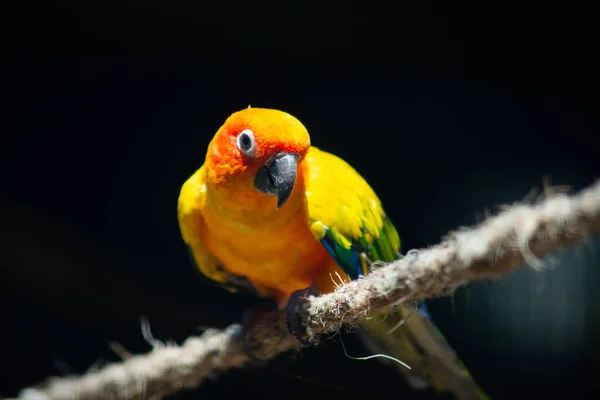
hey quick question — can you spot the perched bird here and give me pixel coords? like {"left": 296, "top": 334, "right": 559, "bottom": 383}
{"left": 177, "top": 107, "right": 488, "bottom": 399}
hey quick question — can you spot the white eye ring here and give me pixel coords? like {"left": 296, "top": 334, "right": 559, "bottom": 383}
{"left": 236, "top": 129, "right": 256, "bottom": 157}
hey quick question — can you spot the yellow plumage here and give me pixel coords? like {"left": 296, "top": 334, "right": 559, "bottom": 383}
{"left": 177, "top": 108, "right": 488, "bottom": 400}
{"left": 178, "top": 142, "right": 384, "bottom": 304}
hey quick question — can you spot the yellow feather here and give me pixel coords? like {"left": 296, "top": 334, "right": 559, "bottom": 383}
{"left": 304, "top": 147, "right": 387, "bottom": 246}
{"left": 177, "top": 143, "right": 387, "bottom": 305}
{"left": 177, "top": 166, "right": 230, "bottom": 286}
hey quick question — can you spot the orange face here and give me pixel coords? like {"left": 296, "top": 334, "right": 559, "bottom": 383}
{"left": 205, "top": 108, "right": 311, "bottom": 210}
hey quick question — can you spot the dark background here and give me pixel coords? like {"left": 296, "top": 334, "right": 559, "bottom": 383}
{"left": 2, "top": 1, "right": 599, "bottom": 399}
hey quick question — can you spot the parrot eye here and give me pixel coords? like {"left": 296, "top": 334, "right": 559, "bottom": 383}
{"left": 236, "top": 129, "right": 256, "bottom": 157}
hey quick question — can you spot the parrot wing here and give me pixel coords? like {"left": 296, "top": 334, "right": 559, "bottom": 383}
{"left": 303, "top": 147, "right": 488, "bottom": 400}
{"left": 303, "top": 147, "right": 401, "bottom": 279}
{"left": 177, "top": 165, "right": 265, "bottom": 297}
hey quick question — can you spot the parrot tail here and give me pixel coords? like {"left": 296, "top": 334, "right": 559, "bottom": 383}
{"left": 357, "top": 303, "right": 489, "bottom": 400}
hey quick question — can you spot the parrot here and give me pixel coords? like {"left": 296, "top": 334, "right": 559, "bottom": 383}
{"left": 177, "top": 107, "right": 489, "bottom": 400}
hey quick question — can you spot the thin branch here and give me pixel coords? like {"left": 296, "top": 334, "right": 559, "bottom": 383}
{"left": 12, "top": 180, "right": 600, "bottom": 400}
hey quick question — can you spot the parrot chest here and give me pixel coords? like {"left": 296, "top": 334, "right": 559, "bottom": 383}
{"left": 202, "top": 208, "right": 330, "bottom": 294}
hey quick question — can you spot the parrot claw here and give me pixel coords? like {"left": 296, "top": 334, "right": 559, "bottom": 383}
{"left": 240, "top": 301, "right": 278, "bottom": 366}
{"left": 284, "top": 285, "right": 319, "bottom": 347}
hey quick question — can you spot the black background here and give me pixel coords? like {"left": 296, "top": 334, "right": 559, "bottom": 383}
{"left": 2, "top": 1, "right": 599, "bottom": 399}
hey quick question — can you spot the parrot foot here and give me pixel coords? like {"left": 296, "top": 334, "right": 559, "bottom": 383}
{"left": 240, "top": 301, "right": 278, "bottom": 366}
{"left": 284, "top": 285, "right": 319, "bottom": 347}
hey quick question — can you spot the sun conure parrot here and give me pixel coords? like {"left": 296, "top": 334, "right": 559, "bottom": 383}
{"left": 177, "top": 107, "right": 489, "bottom": 400}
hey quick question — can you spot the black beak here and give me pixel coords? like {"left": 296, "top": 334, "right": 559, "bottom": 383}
{"left": 254, "top": 152, "right": 298, "bottom": 210}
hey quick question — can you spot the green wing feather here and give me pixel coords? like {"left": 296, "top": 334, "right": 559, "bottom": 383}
{"left": 312, "top": 215, "right": 400, "bottom": 280}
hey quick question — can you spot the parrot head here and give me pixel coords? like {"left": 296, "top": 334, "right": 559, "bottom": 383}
{"left": 205, "top": 107, "right": 311, "bottom": 210}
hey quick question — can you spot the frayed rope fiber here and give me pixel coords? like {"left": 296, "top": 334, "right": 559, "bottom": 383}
{"left": 11, "top": 180, "right": 600, "bottom": 400}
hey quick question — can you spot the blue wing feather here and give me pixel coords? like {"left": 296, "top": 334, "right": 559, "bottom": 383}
{"left": 319, "top": 235, "right": 364, "bottom": 280}
{"left": 317, "top": 220, "right": 431, "bottom": 319}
